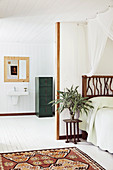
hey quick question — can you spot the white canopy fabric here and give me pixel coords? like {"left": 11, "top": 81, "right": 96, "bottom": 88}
{"left": 97, "top": 8, "right": 113, "bottom": 41}
{"left": 87, "top": 20, "right": 108, "bottom": 76}
{"left": 0, "top": 0, "right": 112, "bottom": 43}
{"left": 87, "top": 7, "right": 113, "bottom": 75}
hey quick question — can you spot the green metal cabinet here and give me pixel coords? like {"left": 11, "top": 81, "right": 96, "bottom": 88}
{"left": 35, "top": 77, "right": 53, "bottom": 117}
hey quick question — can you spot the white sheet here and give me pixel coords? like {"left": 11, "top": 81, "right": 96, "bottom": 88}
{"left": 79, "top": 96, "right": 113, "bottom": 153}
{"left": 95, "top": 108, "right": 113, "bottom": 152}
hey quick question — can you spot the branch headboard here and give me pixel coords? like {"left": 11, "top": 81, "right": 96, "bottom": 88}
{"left": 82, "top": 75, "right": 113, "bottom": 98}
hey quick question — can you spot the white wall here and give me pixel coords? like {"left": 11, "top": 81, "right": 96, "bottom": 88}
{"left": 0, "top": 42, "right": 55, "bottom": 114}
{"left": 60, "top": 23, "right": 89, "bottom": 92}
{"left": 59, "top": 23, "right": 113, "bottom": 136}
{"left": 60, "top": 23, "right": 88, "bottom": 135}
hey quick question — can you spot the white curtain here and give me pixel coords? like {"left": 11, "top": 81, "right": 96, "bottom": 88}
{"left": 97, "top": 8, "right": 113, "bottom": 41}
{"left": 87, "top": 8, "right": 113, "bottom": 76}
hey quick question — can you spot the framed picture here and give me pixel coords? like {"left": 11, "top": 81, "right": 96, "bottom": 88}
{"left": 4, "top": 56, "right": 29, "bottom": 82}
{"left": 11, "top": 66, "right": 17, "bottom": 75}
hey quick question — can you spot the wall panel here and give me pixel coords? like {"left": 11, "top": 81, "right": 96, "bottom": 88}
{"left": 0, "top": 42, "right": 54, "bottom": 114}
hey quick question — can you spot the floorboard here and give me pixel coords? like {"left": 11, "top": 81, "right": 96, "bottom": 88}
{"left": 0, "top": 115, "right": 113, "bottom": 169}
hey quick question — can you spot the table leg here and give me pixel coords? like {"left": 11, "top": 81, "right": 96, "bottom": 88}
{"left": 65, "top": 122, "right": 69, "bottom": 143}
{"left": 77, "top": 122, "right": 81, "bottom": 142}
{"left": 73, "top": 122, "right": 77, "bottom": 144}
{"left": 70, "top": 122, "right": 72, "bottom": 140}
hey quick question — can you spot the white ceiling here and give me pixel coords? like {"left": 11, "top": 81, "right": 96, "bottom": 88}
{"left": 0, "top": 0, "right": 112, "bottom": 43}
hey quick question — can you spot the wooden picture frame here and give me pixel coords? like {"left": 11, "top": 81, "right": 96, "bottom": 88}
{"left": 4, "top": 56, "right": 29, "bottom": 82}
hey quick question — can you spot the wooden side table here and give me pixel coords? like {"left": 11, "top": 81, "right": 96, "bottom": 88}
{"left": 63, "top": 119, "right": 82, "bottom": 144}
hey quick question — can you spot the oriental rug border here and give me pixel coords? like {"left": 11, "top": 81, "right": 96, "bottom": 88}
{"left": 0, "top": 147, "right": 105, "bottom": 170}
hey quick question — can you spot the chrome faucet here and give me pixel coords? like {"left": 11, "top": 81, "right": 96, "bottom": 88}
{"left": 14, "top": 86, "right": 16, "bottom": 91}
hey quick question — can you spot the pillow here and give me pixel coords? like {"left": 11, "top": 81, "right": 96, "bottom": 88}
{"left": 89, "top": 96, "right": 113, "bottom": 109}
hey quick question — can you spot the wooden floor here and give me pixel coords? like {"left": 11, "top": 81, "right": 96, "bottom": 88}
{"left": 0, "top": 115, "right": 113, "bottom": 170}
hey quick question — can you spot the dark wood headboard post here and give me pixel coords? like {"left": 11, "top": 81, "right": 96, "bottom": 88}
{"left": 82, "top": 75, "right": 87, "bottom": 97}
{"left": 82, "top": 75, "right": 88, "bottom": 139}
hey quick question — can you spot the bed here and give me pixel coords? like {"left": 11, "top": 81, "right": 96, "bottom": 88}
{"left": 80, "top": 75, "right": 113, "bottom": 153}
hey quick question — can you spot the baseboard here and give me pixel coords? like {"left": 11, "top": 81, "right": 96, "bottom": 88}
{"left": 59, "top": 134, "right": 82, "bottom": 140}
{"left": 0, "top": 113, "right": 36, "bottom": 116}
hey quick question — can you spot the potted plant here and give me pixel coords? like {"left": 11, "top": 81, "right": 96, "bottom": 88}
{"left": 49, "top": 86, "right": 93, "bottom": 120}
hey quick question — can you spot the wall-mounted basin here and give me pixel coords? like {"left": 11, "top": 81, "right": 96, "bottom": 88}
{"left": 8, "top": 90, "right": 29, "bottom": 105}
{"left": 8, "top": 91, "right": 29, "bottom": 96}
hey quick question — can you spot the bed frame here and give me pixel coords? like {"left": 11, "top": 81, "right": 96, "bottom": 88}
{"left": 82, "top": 75, "right": 113, "bottom": 139}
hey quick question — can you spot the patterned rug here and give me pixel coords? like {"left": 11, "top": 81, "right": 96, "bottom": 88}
{"left": 0, "top": 147, "right": 105, "bottom": 170}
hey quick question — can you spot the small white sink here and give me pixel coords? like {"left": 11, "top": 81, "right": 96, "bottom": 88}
{"left": 8, "top": 91, "right": 29, "bottom": 96}
{"left": 8, "top": 91, "right": 29, "bottom": 105}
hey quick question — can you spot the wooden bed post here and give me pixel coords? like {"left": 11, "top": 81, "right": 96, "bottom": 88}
{"left": 82, "top": 75, "right": 87, "bottom": 97}
{"left": 82, "top": 75, "right": 88, "bottom": 139}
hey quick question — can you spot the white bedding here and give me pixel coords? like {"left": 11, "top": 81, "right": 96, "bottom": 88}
{"left": 79, "top": 96, "right": 113, "bottom": 153}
